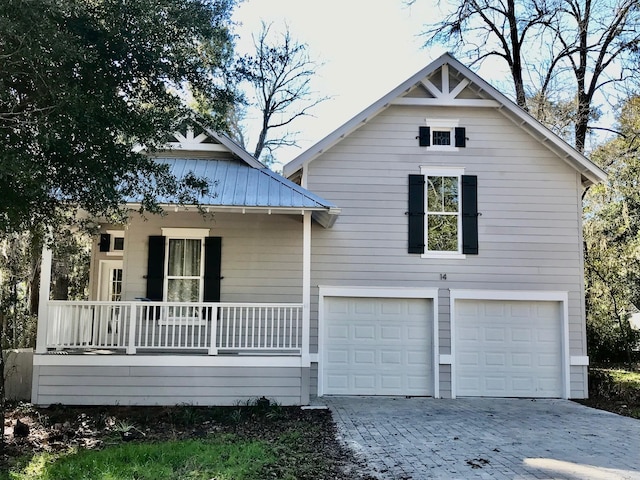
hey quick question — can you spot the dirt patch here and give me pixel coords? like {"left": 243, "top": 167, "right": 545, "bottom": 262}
{"left": 574, "top": 367, "right": 640, "bottom": 419}
{"left": 2, "top": 402, "right": 377, "bottom": 479}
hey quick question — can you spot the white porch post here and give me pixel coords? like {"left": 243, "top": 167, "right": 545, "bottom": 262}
{"left": 301, "top": 211, "right": 311, "bottom": 365}
{"left": 126, "top": 302, "right": 137, "bottom": 355}
{"left": 35, "top": 241, "right": 53, "bottom": 354}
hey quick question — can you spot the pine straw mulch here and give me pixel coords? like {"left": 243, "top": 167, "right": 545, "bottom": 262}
{"left": 1, "top": 401, "right": 377, "bottom": 479}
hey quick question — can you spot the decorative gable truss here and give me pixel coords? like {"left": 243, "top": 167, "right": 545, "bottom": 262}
{"left": 391, "top": 63, "right": 500, "bottom": 108}
{"left": 167, "top": 128, "right": 228, "bottom": 152}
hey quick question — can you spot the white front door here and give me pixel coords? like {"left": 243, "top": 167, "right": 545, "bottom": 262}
{"left": 97, "top": 260, "right": 124, "bottom": 341}
{"left": 98, "top": 260, "right": 123, "bottom": 302}
{"left": 323, "top": 297, "right": 433, "bottom": 396}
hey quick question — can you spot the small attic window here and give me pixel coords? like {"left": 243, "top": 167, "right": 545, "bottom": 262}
{"left": 432, "top": 129, "right": 451, "bottom": 146}
{"left": 419, "top": 119, "right": 466, "bottom": 150}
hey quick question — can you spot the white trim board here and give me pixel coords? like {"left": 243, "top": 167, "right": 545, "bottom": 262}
{"left": 317, "top": 286, "right": 440, "bottom": 398}
{"left": 33, "top": 354, "right": 304, "bottom": 369}
{"left": 449, "top": 290, "right": 570, "bottom": 399}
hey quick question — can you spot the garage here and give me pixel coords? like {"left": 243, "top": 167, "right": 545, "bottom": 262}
{"left": 322, "top": 296, "right": 433, "bottom": 396}
{"left": 454, "top": 299, "right": 563, "bottom": 398}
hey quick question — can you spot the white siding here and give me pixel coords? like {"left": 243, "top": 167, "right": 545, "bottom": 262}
{"left": 306, "top": 104, "right": 588, "bottom": 397}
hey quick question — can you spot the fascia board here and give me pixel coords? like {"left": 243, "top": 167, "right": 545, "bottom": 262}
{"left": 284, "top": 53, "right": 607, "bottom": 186}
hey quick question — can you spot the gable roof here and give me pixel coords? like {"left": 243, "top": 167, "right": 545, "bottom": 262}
{"left": 133, "top": 127, "right": 340, "bottom": 227}
{"left": 283, "top": 52, "right": 606, "bottom": 187}
{"left": 166, "top": 126, "right": 266, "bottom": 169}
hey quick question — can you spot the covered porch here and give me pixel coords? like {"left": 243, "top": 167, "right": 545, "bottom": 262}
{"left": 42, "top": 300, "right": 304, "bottom": 355}
{"left": 31, "top": 128, "right": 339, "bottom": 405}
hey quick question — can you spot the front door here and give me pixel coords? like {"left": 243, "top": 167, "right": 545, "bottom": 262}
{"left": 98, "top": 260, "right": 124, "bottom": 343}
{"left": 99, "top": 260, "right": 123, "bottom": 302}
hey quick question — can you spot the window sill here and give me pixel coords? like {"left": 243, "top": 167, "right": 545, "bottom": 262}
{"left": 421, "top": 252, "right": 466, "bottom": 260}
{"left": 425, "top": 146, "right": 459, "bottom": 152}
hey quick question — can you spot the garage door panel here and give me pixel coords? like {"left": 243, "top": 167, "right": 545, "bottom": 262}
{"left": 354, "top": 302, "right": 375, "bottom": 314}
{"left": 354, "top": 375, "right": 375, "bottom": 389}
{"left": 455, "top": 299, "right": 562, "bottom": 398}
{"left": 485, "top": 353, "right": 506, "bottom": 366}
{"left": 353, "top": 350, "right": 375, "bottom": 366}
{"left": 407, "top": 350, "right": 428, "bottom": 365}
{"left": 354, "top": 325, "right": 375, "bottom": 340}
{"left": 459, "top": 352, "right": 479, "bottom": 366}
{"left": 381, "top": 376, "right": 401, "bottom": 389}
{"left": 485, "top": 327, "right": 506, "bottom": 342}
{"left": 511, "top": 328, "right": 532, "bottom": 342}
{"left": 459, "top": 326, "right": 479, "bottom": 341}
{"left": 381, "top": 350, "right": 402, "bottom": 365}
{"left": 381, "top": 326, "right": 402, "bottom": 340}
{"left": 512, "top": 353, "right": 532, "bottom": 367}
{"left": 407, "top": 375, "right": 429, "bottom": 389}
{"left": 324, "top": 297, "right": 433, "bottom": 396}
{"left": 326, "top": 375, "right": 348, "bottom": 389}
{"left": 327, "top": 326, "right": 348, "bottom": 340}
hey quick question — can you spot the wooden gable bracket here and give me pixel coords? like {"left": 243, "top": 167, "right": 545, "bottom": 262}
{"left": 168, "top": 128, "right": 227, "bottom": 152}
{"left": 392, "top": 63, "right": 500, "bottom": 108}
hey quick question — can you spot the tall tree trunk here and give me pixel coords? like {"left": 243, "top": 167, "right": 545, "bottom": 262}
{"left": 28, "top": 233, "right": 42, "bottom": 316}
{"left": 507, "top": 0, "right": 528, "bottom": 110}
{"left": 0, "top": 309, "right": 6, "bottom": 446}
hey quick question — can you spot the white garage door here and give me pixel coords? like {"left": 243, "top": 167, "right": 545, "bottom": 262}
{"left": 323, "top": 297, "right": 433, "bottom": 396}
{"left": 455, "top": 300, "right": 563, "bottom": 398}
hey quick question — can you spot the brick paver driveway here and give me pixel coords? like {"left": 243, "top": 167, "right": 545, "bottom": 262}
{"left": 321, "top": 397, "right": 640, "bottom": 480}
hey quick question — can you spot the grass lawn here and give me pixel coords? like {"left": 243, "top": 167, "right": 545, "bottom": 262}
{"left": 6, "top": 436, "right": 271, "bottom": 480}
{"left": 577, "top": 366, "right": 640, "bottom": 419}
{"left": 1, "top": 402, "right": 374, "bottom": 480}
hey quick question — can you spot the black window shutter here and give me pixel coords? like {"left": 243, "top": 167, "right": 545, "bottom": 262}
{"left": 455, "top": 127, "right": 466, "bottom": 147}
{"left": 462, "top": 175, "right": 478, "bottom": 255}
{"left": 203, "top": 237, "right": 222, "bottom": 302}
{"left": 99, "top": 234, "right": 110, "bottom": 252}
{"left": 146, "top": 235, "right": 166, "bottom": 301}
{"left": 418, "top": 126, "right": 431, "bottom": 147}
{"left": 408, "top": 175, "right": 425, "bottom": 254}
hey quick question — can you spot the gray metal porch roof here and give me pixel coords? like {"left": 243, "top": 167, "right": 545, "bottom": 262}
{"left": 153, "top": 157, "right": 338, "bottom": 212}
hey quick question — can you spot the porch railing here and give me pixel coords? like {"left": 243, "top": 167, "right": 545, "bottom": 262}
{"left": 44, "top": 301, "right": 303, "bottom": 355}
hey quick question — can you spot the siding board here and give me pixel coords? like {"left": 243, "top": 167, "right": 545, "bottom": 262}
{"left": 34, "top": 363, "right": 303, "bottom": 406}
{"left": 307, "top": 103, "right": 588, "bottom": 398}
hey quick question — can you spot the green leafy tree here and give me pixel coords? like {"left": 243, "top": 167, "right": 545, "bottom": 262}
{"left": 584, "top": 96, "right": 640, "bottom": 363}
{"left": 0, "top": 0, "right": 237, "bottom": 234}
{"left": 0, "top": 0, "right": 238, "bottom": 443}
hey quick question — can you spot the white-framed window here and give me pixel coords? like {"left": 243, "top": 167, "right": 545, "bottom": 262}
{"left": 105, "top": 230, "right": 125, "bottom": 256}
{"left": 161, "top": 228, "right": 209, "bottom": 303}
{"left": 160, "top": 228, "right": 210, "bottom": 324}
{"left": 422, "top": 119, "right": 462, "bottom": 151}
{"left": 420, "top": 166, "right": 465, "bottom": 258}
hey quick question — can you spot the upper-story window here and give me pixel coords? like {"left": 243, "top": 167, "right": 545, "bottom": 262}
{"left": 425, "top": 170, "right": 461, "bottom": 252}
{"left": 418, "top": 119, "right": 466, "bottom": 150}
{"left": 408, "top": 169, "right": 478, "bottom": 258}
{"left": 422, "top": 167, "right": 464, "bottom": 257}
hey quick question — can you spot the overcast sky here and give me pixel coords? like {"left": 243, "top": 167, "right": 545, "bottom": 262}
{"left": 230, "top": 1, "right": 509, "bottom": 168}
{"left": 231, "top": 1, "right": 438, "bottom": 166}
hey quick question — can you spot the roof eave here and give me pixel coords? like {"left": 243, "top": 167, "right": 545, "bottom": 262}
{"left": 283, "top": 53, "right": 607, "bottom": 186}
{"left": 124, "top": 203, "right": 341, "bottom": 228}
